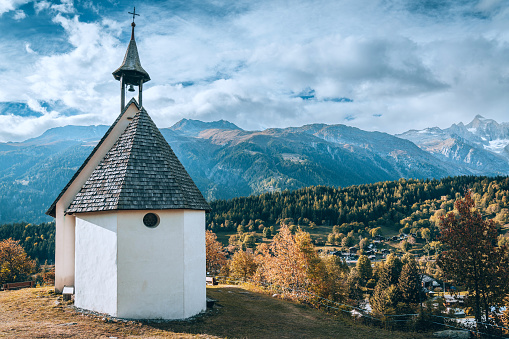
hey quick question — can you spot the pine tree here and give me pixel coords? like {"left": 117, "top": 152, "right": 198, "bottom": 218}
{"left": 370, "top": 265, "right": 392, "bottom": 315}
{"left": 356, "top": 255, "right": 372, "bottom": 285}
{"left": 384, "top": 253, "right": 403, "bottom": 285}
{"left": 397, "top": 256, "right": 421, "bottom": 305}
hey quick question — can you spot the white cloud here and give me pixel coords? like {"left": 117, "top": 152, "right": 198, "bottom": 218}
{"left": 50, "top": 0, "right": 73, "bottom": 14}
{"left": 34, "top": 0, "right": 74, "bottom": 15}
{"left": 13, "top": 8, "right": 25, "bottom": 19}
{"left": 2, "top": 0, "right": 509, "bottom": 141}
{"left": 33, "top": 0, "right": 49, "bottom": 13}
{"left": 24, "top": 42, "right": 35, "bottom": 54}
{"left": 0, "top": 0, "right": 30, "bottom": 15}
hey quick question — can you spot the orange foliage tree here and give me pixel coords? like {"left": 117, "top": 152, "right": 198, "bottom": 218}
{"left": 0, "top": 238, "right": 36, "bottom": 284}
{"left": 438, "top": 191, "right": 509, "bottom": 327}
{"left": 229, "top": 250, "right": 257, "bottom": 280}
{"left": 205, "top": 230, "right": 227, "bottom": 276}
{"left": 256, "top": 224, "right": 346, "bottom": 302}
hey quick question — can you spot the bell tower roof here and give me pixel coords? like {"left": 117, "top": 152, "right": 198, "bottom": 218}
{"left": 112, "top": 9, "right": 150, "bottom": 85}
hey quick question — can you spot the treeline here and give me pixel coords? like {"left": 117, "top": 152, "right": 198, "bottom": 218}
{"left": 0, "top": 221, "right": 55, "bottom": 263}
{"left": 207, "top": 176, "right": 509, "bottom": 235}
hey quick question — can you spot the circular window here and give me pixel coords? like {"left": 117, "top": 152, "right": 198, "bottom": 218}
{"left": 143, "top": 213, "right": 159, "bottom": 228}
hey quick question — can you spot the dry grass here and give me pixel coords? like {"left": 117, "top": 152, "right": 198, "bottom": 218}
{"left": 0, "top": 285, "right": 432, "bottom": 338}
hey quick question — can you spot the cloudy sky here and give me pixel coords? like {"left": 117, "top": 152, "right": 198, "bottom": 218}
{"left": 1, "top": 0, "right": 509, "bottom": 142}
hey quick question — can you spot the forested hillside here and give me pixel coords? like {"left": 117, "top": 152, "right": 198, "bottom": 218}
{"left": 0, "top": 221, "right": 55, "bottom": 263}
{"left": 1, "top": 175, "right": 508, "bottom": 263}
{"left": 207, "top": 176, "right": 509, "bottom": 242}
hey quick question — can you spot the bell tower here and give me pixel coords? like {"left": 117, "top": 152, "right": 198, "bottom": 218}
{"left": 112, "top": 7, "right": 151, "bottom": 111}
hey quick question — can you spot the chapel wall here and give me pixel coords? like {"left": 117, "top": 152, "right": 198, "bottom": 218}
{"left": 117, "top": 210, "right": 186, "bottom": 319}
{"left": 74, "top": 212, "right": 118, "bottom": 316}
{"left": 183, "top": 210, "right": 206, "bottom": 318}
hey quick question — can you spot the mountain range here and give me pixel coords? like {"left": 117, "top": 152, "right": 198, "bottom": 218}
{"left": 1, "top": 115, "right": 508, "bottom": 224}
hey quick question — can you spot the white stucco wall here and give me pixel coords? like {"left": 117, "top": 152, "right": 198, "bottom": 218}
{"left": 71, "top": 208, "right": 205, "bottom": 319}
{"left": 54, "top": 103, "right": 139, "bottom": 293}
{"left": 183, "top": 210, "right": 206, "bottom": 318}
{"left": 116, "top": 209, "right": 206, "bottom": 319}
{"left": 74, "top": 213, "right": 118, "bottom": 316}
{"left": 54, "top": 208, "right": 75, "bottom": 293}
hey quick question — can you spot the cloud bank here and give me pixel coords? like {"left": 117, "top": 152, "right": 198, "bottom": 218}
{"left": 1, "top": 0, "right": 509, "bottom": 141}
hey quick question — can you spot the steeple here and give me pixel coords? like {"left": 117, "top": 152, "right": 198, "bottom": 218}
{"left": 112, "top": 7, "right": 150, "bottom": 111}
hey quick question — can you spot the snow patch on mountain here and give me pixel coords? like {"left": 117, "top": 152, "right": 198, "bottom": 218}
{"left": 485, "top": 139, "right": 509, "bottom": 153}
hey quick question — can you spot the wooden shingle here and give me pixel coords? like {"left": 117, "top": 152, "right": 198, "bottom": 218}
{"left": 66, "top": 107, "right": 210, "bottom": 213}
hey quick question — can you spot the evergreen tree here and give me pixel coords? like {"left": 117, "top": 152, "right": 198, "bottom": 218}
{"left": 263, "top": 226, "right": 271, "bottom": 238}
{"left": 346, "top": 267, "right": 363, "bottom": 301}
{"left": 370, "top": 264, "right": 392, "bottom": 315}
{"left": 384, "top": 253, "right": 403, "bottom": 285}
{"left": 356, "top": 255, "right": 372, "bottom": 285}
{"left": 397, "top": 256, "right": 421, "bottom": 305}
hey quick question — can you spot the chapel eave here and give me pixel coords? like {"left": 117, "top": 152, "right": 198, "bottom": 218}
{"left": 65, "top": 108, "right": 211, "bottom": 215}
{"left": 45, "top": 98, "right": 141, "bottom": 218}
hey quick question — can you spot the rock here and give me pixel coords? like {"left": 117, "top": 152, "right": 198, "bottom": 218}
{"left": 433, "top": 330, "right": 470, "bottom": 338}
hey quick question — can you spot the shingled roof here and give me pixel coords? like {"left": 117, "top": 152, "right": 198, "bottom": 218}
{"left": 46, "top": 98, "right": 140, "bottom": 217}
{"left": 65, "top": 108, "right": 210, "bottom": 214}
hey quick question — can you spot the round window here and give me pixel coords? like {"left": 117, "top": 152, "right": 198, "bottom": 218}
{"left": 143, "top": 213, "right": 159, "bottom": 228}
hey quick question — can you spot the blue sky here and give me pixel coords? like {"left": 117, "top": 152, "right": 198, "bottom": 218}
{"left": 1, "top": 0, "right": 509, "bottom": 142}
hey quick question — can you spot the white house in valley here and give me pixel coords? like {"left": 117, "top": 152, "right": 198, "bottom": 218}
{"left": 46, "top": 14, "right": 210, "bottom": 319}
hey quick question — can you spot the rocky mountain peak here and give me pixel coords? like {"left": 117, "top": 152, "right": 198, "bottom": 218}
{"left": 170, "top": 118, "right": 243, "bottom": 137}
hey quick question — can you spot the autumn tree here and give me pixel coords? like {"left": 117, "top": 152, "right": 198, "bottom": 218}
{"left": 229, "top": 250, "right": 257, "bottom": 280}
{"left": 437, "top": 191, "right": 509, "bottom": 327}
{"left": 205, "top": 230, "right": 227, "bottom": 276}
{"left": 256, "top": 224, "right": 345, "bottom": 302}
{"left": 0, "top": 238, "right": 36, "bottom": 284}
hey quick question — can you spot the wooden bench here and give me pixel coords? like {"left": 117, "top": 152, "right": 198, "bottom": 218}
{"left": 2, "top": 281, "right": 35, "bottom": 291}
{"left": 206, "top": 277, "right": 217, "bottom": 286}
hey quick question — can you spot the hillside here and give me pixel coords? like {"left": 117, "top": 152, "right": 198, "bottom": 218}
{"left": 0, "top": 286, "right": 430, "bottom": 338}
{"left": 1, "top": 116, "right": 509, "bottom": 224}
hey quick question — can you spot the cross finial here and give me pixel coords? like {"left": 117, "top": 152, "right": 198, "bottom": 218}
{"left": 128, "top": 7, "right": 140, "bottom": 40}
{"left": 128, "top": 7, "right": 140, "bottom": 24}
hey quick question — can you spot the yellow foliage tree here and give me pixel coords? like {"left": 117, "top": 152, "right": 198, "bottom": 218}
{"left": 256, "top": 224, "right": 346, "bottom": 302}
{"left": 229, "top": 250, "right": 257, "bottom": 280}
{"left": 0, "top": 238, "right": 36, "bottom": 284}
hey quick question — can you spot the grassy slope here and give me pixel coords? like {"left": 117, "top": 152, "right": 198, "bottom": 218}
{"left": 0, "top": 286, "right": 431, "bottom": 339}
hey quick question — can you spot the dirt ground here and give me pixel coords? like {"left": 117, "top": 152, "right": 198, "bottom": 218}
{"left": 0, "top": 286, "right": 431, "bottom": 338}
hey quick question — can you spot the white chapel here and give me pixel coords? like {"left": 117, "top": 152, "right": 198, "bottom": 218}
{"left": 46, "top": 12, "right": 210, "bottom": 319}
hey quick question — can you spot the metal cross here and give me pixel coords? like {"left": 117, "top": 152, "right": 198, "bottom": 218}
{"left": 128, "top": 7, "right": 140, "bottom": 24}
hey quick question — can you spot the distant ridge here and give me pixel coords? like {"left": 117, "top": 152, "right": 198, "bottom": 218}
{"left": 170, "top": 118, "right": 242, "bottom": 136}
{"left": 397, "top": 115, "right": 509, "bottom": 175}
{"left": 0, "top": 115, "right": 508, "bottom": 223}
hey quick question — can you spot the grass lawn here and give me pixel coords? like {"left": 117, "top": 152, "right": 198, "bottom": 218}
{"left": 0, "top": 285, "right": 434, "bottom": 338}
